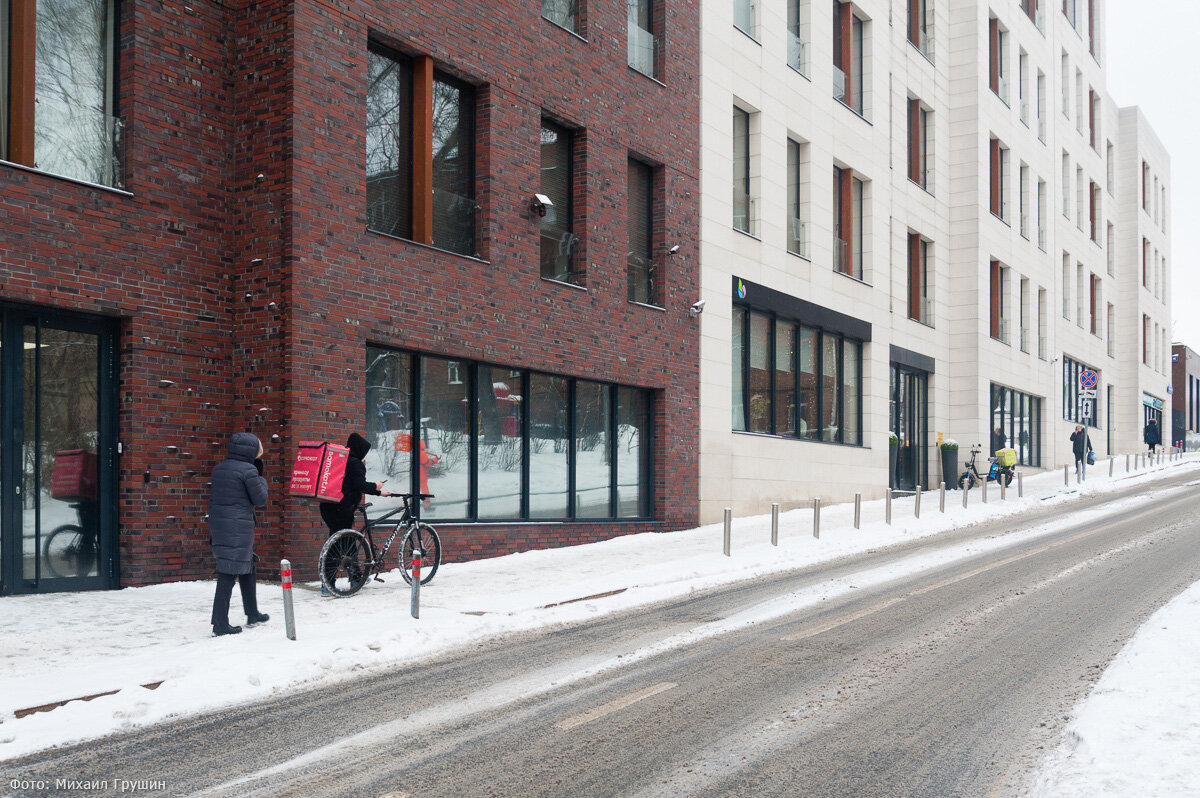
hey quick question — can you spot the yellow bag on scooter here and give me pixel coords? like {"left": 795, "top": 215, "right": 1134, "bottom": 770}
{"left": 995, "top": 447, "right": 1017, "bottom": 467}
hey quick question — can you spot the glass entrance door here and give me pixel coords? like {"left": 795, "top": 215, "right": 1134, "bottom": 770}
{"left": 1, "top": 309, "right": 117, "bottom": 594}
{"left": 890, "top": 365, "right": 929, "bottom": 491}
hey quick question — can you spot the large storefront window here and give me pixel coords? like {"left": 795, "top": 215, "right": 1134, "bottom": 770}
{"left": 365, "top": 346, "right": 653, "bottom": 521}
{"left": 731, "top": 281, "right": 867, "bottom": 446}
{"left": 991, "top": 383, "right": 1042, "bottom": 466}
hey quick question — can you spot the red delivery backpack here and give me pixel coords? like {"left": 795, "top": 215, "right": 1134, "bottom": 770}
{"left": 288, "top": 441, "right": 349, "bottom": 502}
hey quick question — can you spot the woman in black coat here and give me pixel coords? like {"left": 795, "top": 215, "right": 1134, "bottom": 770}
{"left": 1144, "top": 418, "right": 1162, "bottom": 454}
{"left": 1070, "top": 424, "right": 1092, "bottom": 480}
{"left": 208, "top": 432, "right": 270, "bottom": 635}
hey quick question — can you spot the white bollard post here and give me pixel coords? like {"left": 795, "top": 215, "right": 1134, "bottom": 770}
{"left": 854, "top": 493, "right": 862, "bottom": 529}
{"left": 723, "top": 508, "right": 732, "bottom": 556}
{"left": 1017, "top": 470, "right": 1024, "bottom": 498}
{"left": 813, "top": 498, "right": 821, "bottom": 539}
{"left": 1126, "top": 453, "right": 1130, "bottom": 472}
{"left": 962, "top": 481, "right": 969, "bottom": 509}
{"left": 280, "top": 559, "right": 296, "bottom": 641}
{"left": 914, "top": 486, "right": 922, "bottom": 518}
{"left": 982, "top": 476, "right": 988, "bottom": 504}
{"left": 410, "top": 549, "right": 421, "bottom": 619}
{"left": 771, "top": 503, "right": 779, "bottom": 546}
{"left": 1064, "top": 465, "right": 1069, "bottom": 486}
{"left": 939, "top": 482, "right": 946, "bottom": 513}
{"left": 1000, "top": 476, "right": 1006, "bottom": 501}
{"left": 885, "top": 489, "right": 892, "bottom": 525}
{"left": 1109, "top": 457, "right": 1114, "bottom": 477}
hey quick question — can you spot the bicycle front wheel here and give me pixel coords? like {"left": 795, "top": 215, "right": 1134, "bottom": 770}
{"left": 43, "top": 525, "right": 90, "bottom": 578}
{"left": 319, "top": 530, "right": 373, "bottom": 597}
{"left": 400, "top": 523, "right": 441, "bottom": 586}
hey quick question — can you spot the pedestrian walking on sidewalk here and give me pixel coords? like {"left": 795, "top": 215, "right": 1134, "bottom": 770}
{"left": 1144, "top": 417, "right": 1162, "bottom": 455}
{"left": 208, "top": 432, "right": 270, "bottom": 636}
{"left": 1070, "top": 424, "right": 1092, "bottom": 481}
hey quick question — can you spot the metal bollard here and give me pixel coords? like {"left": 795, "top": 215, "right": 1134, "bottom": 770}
{"left": 1018, "top": 470, "right": 1024, "bottom": 498}
{"left": 723, "top": 508, "right": 732, "bottom": 556}
{"left": 939, "top": 482, "right": 946, "bottom": 513}
{"left": 410, "top": 549, "right": 421, "bottom": 619}
{"left": 1000, "top": 476, "right": 1006, "bottom": 501}
{"left": 1109, "top": 457, "right": 1114, "bottom": 477}
{"left": 962, "top": 482, "right": 969, "bottom": 508}
{"left": 1064, "top": 465, "right": 1069, "bottom": 486}
{"left": 813, "top": 498, "right": 821, "bottom": 539}
{"left": 885, "top": 489, "right": 892, "bottom": 525}
{"left": 982, "top": 477, "right": 988, "bottom": 504}
{"left": 914, "top": 486, "right": 922, "bottom": 518}
{"left": 854, "top": 493, "right": 862, "bottom": 529}
{"left": 280, "top": 559, "right": 296, "bottom": 641}
{"left": 771, "top": 503, "right": 779, "bottom": 546}
{"left": 1126, "top": 453, "right": 1130, "bottom": 472}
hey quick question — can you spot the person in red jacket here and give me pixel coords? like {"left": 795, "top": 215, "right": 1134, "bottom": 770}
{"left": 419, "top": 441, "right": 438, "bottom": 508}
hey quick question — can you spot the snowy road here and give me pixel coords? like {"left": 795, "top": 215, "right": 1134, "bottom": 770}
{"left": 4, "top": 468, "right": 1199, "bottom": 796}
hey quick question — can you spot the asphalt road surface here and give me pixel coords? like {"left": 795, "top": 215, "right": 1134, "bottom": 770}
{"left": 6, "top": 468, "right": 1200, "bottom": 797}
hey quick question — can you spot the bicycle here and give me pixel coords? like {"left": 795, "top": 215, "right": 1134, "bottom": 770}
{"left": 318, "top": 493, "right": 441, "bottom": 597}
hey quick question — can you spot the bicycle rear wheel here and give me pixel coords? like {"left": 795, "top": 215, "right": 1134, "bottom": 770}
{"left": 319, "top": 530, "right": 373, "bottom": 597}
{"left": 400, "top": 523, "right": 441, "bottom": 586}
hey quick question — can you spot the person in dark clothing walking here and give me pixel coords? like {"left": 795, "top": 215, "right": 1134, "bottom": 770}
{"left": 208, "top": 432, "right": 270, "bottom": 636}
{"left": 318, "top": 432, "right": 390, "bottom": 536}
{"left": 1070, "top": 424, "right": 1092, "bottom": 481}
{"left": 1144, "top": 417, "right": 1162, "bottom": 454}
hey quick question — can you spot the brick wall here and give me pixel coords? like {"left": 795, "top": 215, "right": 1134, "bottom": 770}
{"left": 0, "top": 0, "right": 700, "bottom": 586}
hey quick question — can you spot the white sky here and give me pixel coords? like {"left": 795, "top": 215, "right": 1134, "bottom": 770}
{"left": 1105, "top": 0, "right": 1200, "bottom": 350}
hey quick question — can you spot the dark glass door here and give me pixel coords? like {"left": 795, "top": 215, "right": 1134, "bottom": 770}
{"left": 1, "top": 309, "right": 118, "bottom": 595}
{"left": 890, "top": 365, "right": 929, "bottom": 491}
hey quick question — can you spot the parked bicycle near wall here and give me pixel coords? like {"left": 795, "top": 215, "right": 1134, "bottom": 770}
{"left": 959, "top": 444, "right": 1015, "bottom": 490}
{"left": 318, "top": 493, "right": 441, "bottom": 596}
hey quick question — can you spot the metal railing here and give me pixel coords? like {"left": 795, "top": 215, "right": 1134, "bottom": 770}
{"left": 833, "top": 238, "right": 850, "bottom": 274}
{"left": 734, "top": 0, "right": 755, "bottom": 35}
{"left": 732, "top": 191, "right": 754, "bottom": 235}
{"left": 833, "top": 65, "right": 846, "bottom": 102}
{"left": 788, "top": 217, "right": 809, "bottom": 257}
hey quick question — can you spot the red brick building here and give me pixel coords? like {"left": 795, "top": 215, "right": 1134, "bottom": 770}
{"left": 0, "top": 0, "right": 699, "bottom": 594}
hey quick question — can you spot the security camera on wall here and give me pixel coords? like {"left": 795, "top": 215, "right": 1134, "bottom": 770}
{"left": 689, "top": 300, "right": 706, "bottom": 317}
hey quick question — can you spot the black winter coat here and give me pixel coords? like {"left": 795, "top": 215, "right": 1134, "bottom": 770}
{"left": 1144, "top": 422, "right": 1162, "bottom": 447}
{"left": 208, "top": 432, "right": 268, "bottom": 574}
{"left": 1070, "top": 429, "right": 1092, "bottom": 461}
{"left": 320, "top": 433, "right": 381, "bottom": 525}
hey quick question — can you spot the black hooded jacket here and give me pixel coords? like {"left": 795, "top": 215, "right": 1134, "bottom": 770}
{"left": 320, "top": 433, "right": 381, "bottom": 523}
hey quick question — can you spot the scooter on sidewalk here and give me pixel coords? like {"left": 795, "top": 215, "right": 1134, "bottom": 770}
{"left": 959, "top": 444, "right": 1015, "bottom": 490}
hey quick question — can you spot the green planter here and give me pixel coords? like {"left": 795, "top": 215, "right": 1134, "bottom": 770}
{"left": 940, "top": 446, "right": 960, "bottom": 488}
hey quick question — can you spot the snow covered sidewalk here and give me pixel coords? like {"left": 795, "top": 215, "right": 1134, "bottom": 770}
{"left": 2, "top": 455, "right": 1199, "bottom": 797}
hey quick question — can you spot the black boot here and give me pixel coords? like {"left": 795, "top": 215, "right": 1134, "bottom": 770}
{"left": 246, "top": 612, "right": 270, "bottom": 627}
{"left": 213, "top": 623, "right": 242, "bottom": 636}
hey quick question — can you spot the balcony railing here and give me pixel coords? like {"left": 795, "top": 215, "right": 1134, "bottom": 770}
{"left": 628, "top": 22, "right": 656, "bottom": 77}
{"left": 788, "top": 217, "right": 809, "bottom": 257}
{"left": 1039, "top": 336, "right": 1048, "bottom": 360}
{"left": 787, "top": 32, "right": 808, "bottom": 76}
{"left": 997, "top": 318, "right": 1009, "bottom": 343}
{"left": 834, "top": 238, "right": 850, "bottom": 274}
{"left": 1038, "top": 227, "right": 1047, "bottom": 251}
{"left": 733, "top": 190, "right": 754, "bottom": 235}
{"left": 1063, "top": 296, "right": 1071, "bottom": 318}
{"left": 997, "top": 77, "right": 1009, "bottom": 103}
{"left": 833, "top": 65, "right": 846, "bottom": 102}
{"left": 1020, "top": 99, "right": 1029, "bottom": 124}
{"left": 1020, "top": 327, "right": 1030, "bottom": 352}
{"left": 431, "top": 186, "right": 480, "bottom": 257}
{"left": 626, "top": 254, "right": 658, "bottom": 305}
{"left": 1020, "top": 212, "right": 1029, "bottom": 238}
{"left": 1038, "top": 116, "right": 1046, "bottom": 141}
{"left": 733, "top": 0, "right": 755, "bottom": 35}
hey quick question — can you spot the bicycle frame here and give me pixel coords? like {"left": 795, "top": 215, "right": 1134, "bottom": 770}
{"left": 358, "top": 496, "right": 421, "bottom": 576}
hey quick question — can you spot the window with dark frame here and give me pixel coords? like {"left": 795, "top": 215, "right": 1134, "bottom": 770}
{"left": 908, "top": 233, "right": 930, "bottom": 324}
{"left": 366, "top": 45, "right": 478, "bottom": 257}
{"left": 991, "top": 383, "right": 1043, "bottom": 466}
{"left": 540, "top": 119, "right": 580, "bottom": 284}
{"left": 365, "top": 345, "right": 652, "bottom": 521}
{"left": 833, "top": 1, "right": 864, "bottom": 114}
{"left": 833, "top": 165, "right": 863, "bottom": 279}
{"left": 731, "top": 301, "right": 863, "bottom": 445}
{"left": 908, "top": 98, "right": 929, "bottom": 188}
{"left": 542, "top": 0, "right": 579, "bottom": 32}
{"left": 2, "top": 0, "right": 122, "bottom": 187}
{"left": 627, "top": 158, "right": 657, "bottom": 305}
{"left": 990, "top": 259, "right": 1007, "bottom": 342}
{"left": 1062, "top": 357, "right": 1099, "bottom": 428}
{"left": 733, "top": 107, "right": 752, "bottom": 233}
{"left": 627, "top": 0, "right": 656, "bottom": 77}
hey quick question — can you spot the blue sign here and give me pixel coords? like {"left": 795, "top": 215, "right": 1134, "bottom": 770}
{"left": 1079, "top": 369, "right": 1098, "bottom": 389}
